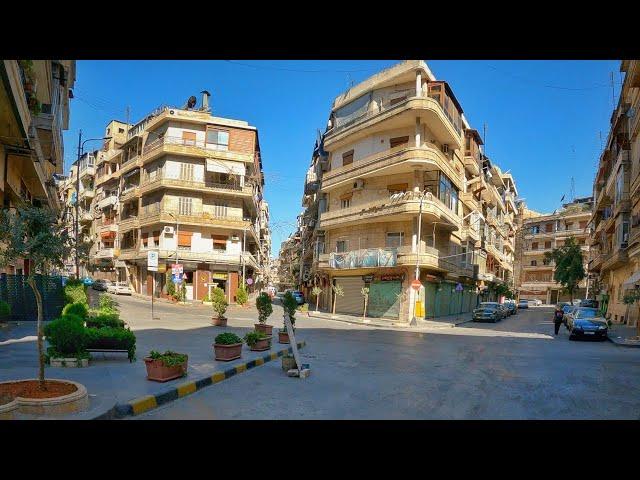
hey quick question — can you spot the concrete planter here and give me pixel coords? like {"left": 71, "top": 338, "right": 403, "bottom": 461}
{"left": 255, "top": 323, "right": 273, "bottom": 335}
{"left": 0, "top": 379, "right": 89, "bottom": 418}
{"left": 249, "top": 336, "right": 272, "bottom": 352}
{"left": 212, "top": 317, "right": 228, "bottom": 327}
{"left": 50, "top": 357, "right": 89, "bottom": 368}
{"left": 213, "top": 342, "right": 242, "bottom": 361}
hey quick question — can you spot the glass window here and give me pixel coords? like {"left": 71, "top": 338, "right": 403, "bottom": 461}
{"left": 206, "top": 128, "right": 229, "bottom": 151}
{"left": 341, "top": 198, "right": 351, "bottom": 208}
{"left": 438, "top": 173, "right": 459, "bottom": 213}
{"left": 386, "top": 232, "right": 403, "bottom": 248}
{"left": 336, "top": 240, "right": 347, "bottom": 253}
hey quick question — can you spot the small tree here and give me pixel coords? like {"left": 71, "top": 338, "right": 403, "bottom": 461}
{"left": 236, "top": 284, "right": 248, "bottom": 306}
{"left": 331, "top": 284, "right": 344, "bottom": 315}
{"left": 361, "top": 287, "right": 370, "bottom": 319}
{"left": 282, "top": 291, "right": 298, "bottom": 329}
{"left": 312, "top": 285, "right": 322, "bottom": 312}
{"left": 623, "top": 289, "right": 640, "bottom": 339}
{"left": 0, "top": 204, "right": 73, "bottom": 389}
{"left": 544, "top": 236, "right": 585, "bottom": 304}
{"left": 256, "top": 292, "right": 273, "bottom": 324}
{"left": 211, "top": 287, "right": 228, "bottom": 319}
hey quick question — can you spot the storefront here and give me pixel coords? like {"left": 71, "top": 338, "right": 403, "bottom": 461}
{"left": 333, "top": 276, "right": 365, "bottom": 316}
{"left": 368, "top": 274, "right": 403, "bottom": 319}
{"left": 423, "top": 276, "right": 478, "bottom": 319}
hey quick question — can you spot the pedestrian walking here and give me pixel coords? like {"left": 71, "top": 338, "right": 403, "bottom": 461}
{"left": 554, "top": 309, "right": 563, "bottom": 335}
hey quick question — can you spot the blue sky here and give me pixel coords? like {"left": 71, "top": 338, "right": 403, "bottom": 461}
{"left": 63, "top": 60, "right": 622, "bottom": 256}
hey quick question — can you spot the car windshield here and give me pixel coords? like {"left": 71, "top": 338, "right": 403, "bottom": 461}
{"left": 562, "top": 306, "right": 573, "bottom": 313}
{"left": 479, "top": 303, "right": 498, "bottom": 309}
{"left": 575, "top": 308, "right": 598, "bottom": 318}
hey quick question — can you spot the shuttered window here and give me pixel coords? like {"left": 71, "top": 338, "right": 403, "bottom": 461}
{"left": 153, "top": 230, "right": 160, "bottom": 246}
{"left": 142, "top": 233, "right": 149, "bottom": 247}
{"left": 182, "top": 131, "right": 196, "bottom": 146}
{"left": 178, "top": 197, "right": 193, "bottom": 216}
{"left": 212, "top": 234, "right": 227, "bottom": 250}
{"left": 178, "top": 231, "right": 193, "bottom": 247}
{"left": 544, "top": 241, "right": 551, "bottom": 249}
{"left": 342, "top": 150, "right": 354, "bottom": 166}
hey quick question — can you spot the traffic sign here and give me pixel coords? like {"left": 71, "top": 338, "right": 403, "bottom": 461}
{"left": 172, "top": 274, "right": 182, "bottom": 284}
{"left": 147, "top": 251, "right": 159, "bottom": 272}
{"left": 455, "top": 283, "right": 464, "bottom": 292}
{"left": 171, "top": 264, "right": 183, "bottom": 275}
{"left": 411, "top": 279, "right": 422, "bottom": 291}
{"left": 246, "top": 278, "right": 254, "bottom": 286}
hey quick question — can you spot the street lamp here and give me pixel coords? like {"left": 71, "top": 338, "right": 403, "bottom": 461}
{"left": 75, "top": 131, "right": 111, "bottom": 278}
{"left": 166, "top": 211, "right": 179, "bottom": 270}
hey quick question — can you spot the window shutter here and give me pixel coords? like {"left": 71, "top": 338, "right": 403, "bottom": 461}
{"left": 212, "top": 234, "right": 227, "bottom": 245}
{"left": 178, "top": 231, "right": 193, "bottom": 247}
{"left": 342, "top": 150, "right": 354, "bottom": 166}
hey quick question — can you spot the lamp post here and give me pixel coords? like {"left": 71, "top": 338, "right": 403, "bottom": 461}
{"left": 167, "top": 211, "right": 179, "bottom": 272}
{"left": 75, "top": 131, "right": 111, "bottom": 279}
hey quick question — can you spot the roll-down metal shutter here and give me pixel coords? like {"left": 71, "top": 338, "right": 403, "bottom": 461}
{"left": 335, "top": 277, "right": 365, "bottom": 316}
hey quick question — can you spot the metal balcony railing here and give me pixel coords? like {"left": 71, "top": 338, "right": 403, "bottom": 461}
{"left": 329, "top": 248, "right": 397, "bottom": 269}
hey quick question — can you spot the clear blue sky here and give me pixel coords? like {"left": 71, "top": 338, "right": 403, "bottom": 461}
{"left": 63, "top": 60, "right": 622, "bottom": 256}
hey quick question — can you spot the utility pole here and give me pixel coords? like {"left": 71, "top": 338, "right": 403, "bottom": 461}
{"left": 75, "top": 129, "right": 82, "bottom": 279}
{"left": 242, "top": 227, "right": 247, "bottom": 285}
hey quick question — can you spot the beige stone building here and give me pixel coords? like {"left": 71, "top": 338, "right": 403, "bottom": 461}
{"left": 1, "top": 60, "right": 75, "bottom": 274}
{"left": 517, "top": 198, "right": 592, "bottom": 304}
{"left": 590, "top": 59, "right": 640, "bottom": 326}
{"left": 306, "top": 60, "right": 519, "bottom": 322}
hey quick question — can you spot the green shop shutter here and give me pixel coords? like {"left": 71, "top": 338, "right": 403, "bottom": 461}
{"left": 368, "top": 281, "right": 402, "bottom": 319}
{"left": 424, "top": 282, "right": 437, "bottom": 319}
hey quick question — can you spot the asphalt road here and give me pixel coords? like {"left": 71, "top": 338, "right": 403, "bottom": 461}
{"left": 120, "top": 299, "right": 640, "bottom": 420}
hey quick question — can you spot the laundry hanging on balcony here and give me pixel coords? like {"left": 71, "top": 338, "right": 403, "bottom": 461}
{"left": 206, "top": 159, "right": 245, "bottom": 176}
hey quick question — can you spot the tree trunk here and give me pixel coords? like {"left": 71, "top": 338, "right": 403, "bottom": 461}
{"left": 27, "top": 275, "right": 46, "bottom": 390}
{"left": 332, "top": 292, "right": 336, "bottom": 315}
{"left": 316, "top": 294, "right": 320, "bottom": 312}
{"left": 363, "top": 296, "right": 368, "bottom": 320}
{"left": 637, "top": 303, "right": 640, "bottom": 339}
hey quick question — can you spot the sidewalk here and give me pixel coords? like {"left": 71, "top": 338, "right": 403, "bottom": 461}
{"left": 306, "top": 310, "right": 464, "bottom": 329}
{"left": 607, "top": 324, "right": 640, "bottom": 348}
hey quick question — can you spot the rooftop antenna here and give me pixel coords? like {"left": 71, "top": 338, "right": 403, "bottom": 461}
{"left": 570, "top": 176, "right": 576, "bottom": 202}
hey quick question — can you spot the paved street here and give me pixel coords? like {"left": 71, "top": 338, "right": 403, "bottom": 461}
{"left": 129, "top": 300, "right": 640, "bottom": 420}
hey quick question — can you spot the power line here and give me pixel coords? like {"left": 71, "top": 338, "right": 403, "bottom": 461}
{"left": 485, "top": 63, "right": 611, "bottom": 91}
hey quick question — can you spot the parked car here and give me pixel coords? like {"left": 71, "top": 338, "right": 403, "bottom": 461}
{"left": 287, "top": 290, "right": 305, "bottom": 305}
{"left": 518, "top": 299, "right": 529, "bottom": 309}
{"left": 498, "top": 304, "right": 511, "bottom": 317}
{"left": 504, "top": 300, "right": 518, "bottom": 315}
{"left": 566, "top": 307, "right": 608, "bottom": 340}
{"left": 81, "top": 276, "right": 94, "bottom": 286}
{"left": 561, "top": 304, "right": 576, "bottom": 327}
{"left": 579, "top": 299, "right": 599, "bottom": 309}
{"left": 92, "top": 279, "right": 112, "bottom": 291}
{"left": 108, "top": 282, "right": 132, "bottom": 295}
{"left": 571, "top": 299, "right": 582, "bottom": 306}
{"left": 473, "top": 302, "right": 503, "bottom": 323}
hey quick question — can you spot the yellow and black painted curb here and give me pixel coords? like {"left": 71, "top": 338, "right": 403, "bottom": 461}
{"left": 97, "top": 341, "right": 306, "bottom": 419}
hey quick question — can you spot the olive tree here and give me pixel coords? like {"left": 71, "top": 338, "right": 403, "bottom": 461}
{"left": 0, "top": 203, "right": 73, "bottom": 389}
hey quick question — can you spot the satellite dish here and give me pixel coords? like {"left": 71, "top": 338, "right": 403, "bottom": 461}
{"left": 187, "top": 96, "right": 197, "bottom": 109}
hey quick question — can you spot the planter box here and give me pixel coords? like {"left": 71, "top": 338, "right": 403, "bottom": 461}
{"left": 278, "top": 331, "right": 290, "bottom": 344}
{"left": 50, "top": 357, "right": 89, "bottom": 368}
{"left": 255, "top": 323, "right": 273, "bottom": 335}
{"left": 212, "top": 317, "right": 228, "bottom": 327}
{"left": 213, "top": 342, "right": 242, "bottom": 361}
{"left": 144, "top": 356, "right": 188, "bottom": 382}
{"left": 249, "top": 336, "right": 272, "bottom": 352}
{"left": 0, "top": 379, "right": 88, "bottom": 417}
{"left": 281, "top": 356, "right": 297, "bottom": 371}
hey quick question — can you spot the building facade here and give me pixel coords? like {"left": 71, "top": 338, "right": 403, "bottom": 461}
{"left": 517, "top": 197, "right": 592, "bottom": 304}
{"left": 1, "top": 60, "right": 75, "bottom": 274}
{"left": 590, "top": 59, "right": 640, "bottom": 326}
{"left": 295, "top": 60, "right": 519, "bottom": 323}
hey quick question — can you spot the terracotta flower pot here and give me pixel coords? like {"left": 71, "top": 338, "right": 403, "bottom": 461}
{"left": 249, "top": 336, "right": 272, "bottom": 352}
{"left": 213, "top": 342, "right": 242, "bottom": 361}
{"left": 278, "top": 331, "right": 290, "bottom": 344}
{"left": 144, "top": 356, "right": 188, "bottom": 382}
{"left": 254, "top": 323, "right": 273, "bottom": 335}
{"left": 212, "top": 317, "right": 227, "bottom": 327}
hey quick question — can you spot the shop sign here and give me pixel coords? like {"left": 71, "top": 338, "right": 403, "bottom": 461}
{"left": 380, "top": 274, "right": 403, "bottom": 282}
{"left": 212, "top": 272, "right": 228, "bottom": 280}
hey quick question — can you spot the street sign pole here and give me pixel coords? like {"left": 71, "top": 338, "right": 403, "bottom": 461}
{"left": 148, "top": 250, "right": 159, "bottom": 320}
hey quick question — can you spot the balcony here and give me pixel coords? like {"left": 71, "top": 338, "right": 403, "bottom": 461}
{"left": 319, "top": 248, "right": 398, "bottom": 270}
{"left": 463, "top": 154, "right": 481, "bottom": 176}
{"left": 522, "top": 264, "right": 554, "bottom": 271}
{"left": 119, "top": 216, "right": 139, "bottom": 232}
{"left": 94, "top": 248, "right": 116, "bottom": 259}
{"left": 155, "top": 249, "right": 245, "bottom": 266}
{"left": 396, "top": 245, "right": 473, "bottom": 277}
{"left": 601, "top": 247, "right": 629, "bottom": 271}
{"left": 79, "top": 211, "right": 93, "bottom": 223}
{"left": 461, "top": 225, "right": 480, "bottom": 243}
{"left": 324, "top": 95, "right": 463, "bottom": 151}
{"left": 79, "top": 188, "right": 95, "bottom": 200}
{"left": 138, "top": 208, "right": 250, "bottom": 229}
{"left": 118, "top": 248, "right": 138, "bottom": 260}
{"left": 321, "top": 144, "right": 463, "bottom": 191}
{"left": 99, "top": 221, "right": 118, "bottom": 233}
{"left": 319, "top": 192, "right": 460, "bottom": 230}
{"left": 142, "top": 136, "right": 254, "bottom": 165}
{"left": 79, "top": 165, "right": 95, "bottom": 179}
{"left": 120, "top": 186, "right": 140, "bottom": 202}
{"left": 139, "top": 175, "right": 252, "bottom": 197}
{"left": 97, "top": 195, "right": 118, "bottom": 210}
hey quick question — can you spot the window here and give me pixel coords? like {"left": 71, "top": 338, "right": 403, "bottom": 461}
{"left": 389, "top": 136, "right": 410, "bottom": 149}
{"left": 178, "top": 231, "right": 193, "bottom": 249}
{"left": 532, "top": 242, "right": 538, "bottom": 250}
{"left": 213, "top": 202, "right": 228, "bottom": 218}
{"left": 342, "top": 150, "right": 354, "bottom": 166}
{"left": 182, "top": 131, "right": 196, "bottom": 146}
{"left": 438, "top": 173, "right": 459, "bottom": 213}
{"left": 336, "top": 240, "right": 348, "bottom": 253}
{"left": 178, "top": 197, "right": 193, "bottom": 216}
{"left": 545, "top": 241, "right": 551, "bottom": 249}
{"left": 387, "top": 183, "right": 408, "bottom": 194}
{"left": 545, "top": 223, "right": 553, "bottom": 233}
{"left": 179, "top": 162, "right": 194, "bottom": 181}
{"left": 206, "top": 128, "right": 229, "bottom": 151}
{"left": 579, "top": 220, "right": 587, "bottom": 229}
{"left": 531, "top": 225, "right": 540, "bottom": 234}
{"left": 386, "top": 232, "right": 403, "bottom": 248}
{"left": 212, "top": 234, "right": 227, "bottom": 251}
{"left": 341, "top": 198, "right": 351, "bottom": 208}
{"left": 543, "top": 258, "right": 551, "bottom": 265}
{"left": 389, "top": 96, "right": 407, "bottom": 106}
{"left": 615, "top": 170, "right": 624, "bottom": 204}
{"left": 118, "top": 128, "right": 125, "bottom": 134}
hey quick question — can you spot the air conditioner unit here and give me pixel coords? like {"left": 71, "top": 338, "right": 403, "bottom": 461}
{"left": 353, "top": 179, "right": 365, "bottom": 190}
{"left": 441, "top": 144, "right": 450, "bottom": 154}
{"left": 231, "top": 235, "right": 240, "bottom": 241}
{"left": 163, "top": 226, "right": 174, "bottom": 235}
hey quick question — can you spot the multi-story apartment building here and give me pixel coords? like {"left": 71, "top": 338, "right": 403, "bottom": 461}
{"left": 517, "top": 197, "right": 592, "bottom": 304}
{"left": 304, "top": 60, "right": 519, "bottom": 323}
{"left": 81, "top": 92, "right": 271, "bottom": 303}
{"left": 1, "top": 60, "right": 75, "bottom": 274}
{"left": 590, "top": 60, "right": 640, "bottom": 326}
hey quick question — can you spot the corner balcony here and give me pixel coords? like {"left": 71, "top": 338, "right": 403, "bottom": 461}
{"left": 119, "top": 216, "right": 139, "bottom": 232}
{"left": 142, "top": 136, "right": 254, "bottom": 165}
{"left": 318, "top": 248, "right": 398, "bottom": 270}
{"left": 520, "top": 280, "right": 558, "bottom": 290}
{"left": 120, "top": 186, "right": 140, "bottom": 202}
{"left": 396, "top": 245, "right": 474, "bottom": 277}
{"left": 118, "top": 248, "right": 138, "bottom": 260}
{"left": 324, "top": 96, "right": 463, "bottom": 151}
{"left": 321, "top": 144, "right": 463, "bottom": 192}
{"left": 153, "top": 249, "right": 244, "bottom": 266}
{"left": 463, "top": 154, "right": 480, "bottom": 176}
{"left": 138, "top": 208, "right": 250, "bottom": 229}
{"left": 98, "top": 222, "right": 118, "bottom": 233}
{"left": 461, "top": 225, "right": 480, "bottom": 243}
{"left": 139, "top": 175, "right": 252, "bottom": 198}
{"left": 79, "top": 188, "right": 95, "bottom": 201}
{"left": 79, "top": 165, "right": 95, "bottom": 179}
{"left": 319, "top": 192, "right": 460, "bottom": 230}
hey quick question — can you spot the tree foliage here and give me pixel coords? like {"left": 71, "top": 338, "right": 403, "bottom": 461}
{"left": 544, "top": 236, "right": 585, "bottom": 302}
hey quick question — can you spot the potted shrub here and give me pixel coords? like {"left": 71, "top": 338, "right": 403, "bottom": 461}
{"left": 279, "top": 291, "right": 297, "bottom": 344}
{"left": 236, "top": 285, "right": 248, "bottom": 306}
{"left": 211, "top": 287, "right": 228, "bottom": 326}
{"left": 244, "top": 331, "right": 271, "bottom": 352}
{"left": 43, "top": 315, "right": 90, "bottom": 367}
{"left": 255, "top": 292, "right": 273, "bottom": 335}
{"left": 281, "top": 353, "right": 297, "bottom": 371}
{"left": 213, "top": 332, "right": 243, "bottom": 361}
{"left": 143, "top": 350, "right": 188, "bottom": 382}
{"left": 0, "top": 300, "right": 10, "bottom": 323}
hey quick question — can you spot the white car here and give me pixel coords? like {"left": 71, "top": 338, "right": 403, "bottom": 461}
{"left": 108, "top": 282, "right": 132, "bottom": 295}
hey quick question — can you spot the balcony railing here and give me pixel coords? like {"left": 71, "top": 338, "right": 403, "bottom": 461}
{"left": 140, "top": 174, "right": 251, "bottom": 195}
{"left": 327, "top": 248, "right": 397, "bottom": 269}
{"left": 142, "top": 136, "right": 254, "bottom": 163}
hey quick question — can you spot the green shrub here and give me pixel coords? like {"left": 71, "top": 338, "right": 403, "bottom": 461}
{"left": 256, "top": 292, "right": 273, "bottom": 324}
{"left": 86, "top": 313, "right": 124, "bottom": 329}
{"left": 0, "top": 300, "right": 10, "bottom": 320}
{"left": 282, "top": 291, "right": 297, "bottom": 325}
{"left": 211, "top": 287, "right": 228, "bottom": 319}
{"left": 64, "top": 279, "right": 87, "bottom": 305}
{"left": 244, "top": 330, "right": 267, "bottom": 347}
{"left": 98, "top": 294, "right": 118, "bottom": 312}
{"left": 62, "top": 302, "right": 89, "bottom": 319}
{"left": 85, "top": 327, "right": 136, "bottom": 361}
{"left": 44, "top": 315, "right": 88, "bottom": 357}
{"left": 236, "top": 285, "right": 248, "bottom": 305}
{"left": 214, "top": 332, "right": 243, "bottom": 345}
{"left": 202, "top": 294, "right": 210, "bottom": 302}
{"left": 148, "top": 350, "right": 187, "bottom": 367}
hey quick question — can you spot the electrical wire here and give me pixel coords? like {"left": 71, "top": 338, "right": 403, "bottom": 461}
{"left": 485, "top": 63, "right": 611, "bottom": 91}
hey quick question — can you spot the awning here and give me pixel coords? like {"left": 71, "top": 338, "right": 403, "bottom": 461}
{"left": 206, "top": 159, "right": 245, "bottom": 176}
{"left": 101, "top": 231, "right": 115, "bottom": 240}
{"left": 622, "top": 271, "right": 640, "bottom": 289}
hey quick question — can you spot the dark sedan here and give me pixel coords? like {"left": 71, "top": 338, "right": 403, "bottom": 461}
{"left": 567, "top": 307, "right": 608, "bottom": 340}
{"left": 473, "top": 303, "right": 502, "bottom": 323}
{"left": 92, "top": 279, "right": 112, "bottom": 291}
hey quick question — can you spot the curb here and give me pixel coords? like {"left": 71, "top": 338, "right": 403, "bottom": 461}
{"left": 606, "top": 336, "right": 640, "bottom": 348}
{"left": 94, "top": 341, "right": 306, "bottom": 419}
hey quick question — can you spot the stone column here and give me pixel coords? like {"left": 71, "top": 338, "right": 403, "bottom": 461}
{"left": 415, "top": 117, "right": 421, "bottom": 147}
{"left": 416, "top": 70, "right": 422, "bottom": 97}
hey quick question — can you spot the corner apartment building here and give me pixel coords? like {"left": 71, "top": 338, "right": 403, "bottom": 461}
{"left": 517, "top": 197, "right": 592, "bottom": 304}
{"left": 304, "top": 60, "right": 519, "bottom": 322}
{"left": 590, "top": 60, "right": 640, "bottom": 326}
{"left": 1, "top": 60, "right": 75, "bottom": 274}
{"left": 85, "top": 93, "right": 270, "bottom": 303}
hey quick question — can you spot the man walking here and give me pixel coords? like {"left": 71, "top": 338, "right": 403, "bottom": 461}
{"left": 554, "top": 308, "right": 564, "bottom": 335}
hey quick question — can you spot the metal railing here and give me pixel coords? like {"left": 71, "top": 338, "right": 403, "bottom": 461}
{"left": 329, "top": 248, "right": 397, "bottom": 269}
